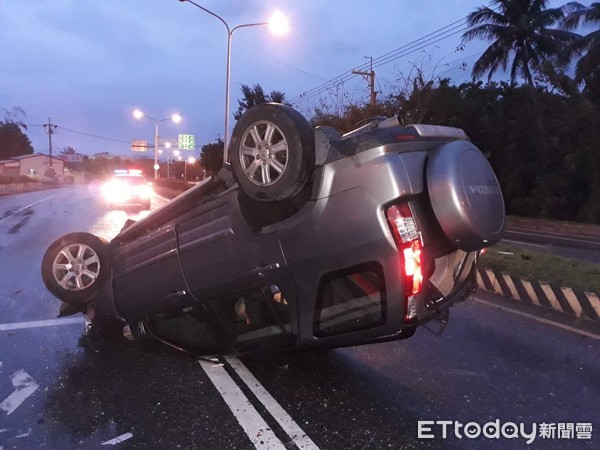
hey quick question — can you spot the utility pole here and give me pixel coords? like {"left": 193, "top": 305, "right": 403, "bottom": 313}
{"left": 43, "top": 118, "right": 58, "bottom": 168}
{"left": 352, "top": 56, "right": 377, "bottom": 107}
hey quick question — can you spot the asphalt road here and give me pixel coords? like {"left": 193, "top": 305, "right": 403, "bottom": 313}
{"left": 0, "top": 187, "right": 598, "bottom": 449}
{"left": 503, "top": 225, "right": 600, "bottom": 263}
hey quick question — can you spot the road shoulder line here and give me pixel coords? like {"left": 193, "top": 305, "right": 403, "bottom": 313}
{"left": 474, "top": 296, "right": 600, "bottom": 340}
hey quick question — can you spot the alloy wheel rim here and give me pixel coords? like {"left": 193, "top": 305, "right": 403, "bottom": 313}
{"left": 52, "top": 243, "right": 100, "bottom": 291}
{"left": 239, "top": 121, "right": 289, "bottom": 187}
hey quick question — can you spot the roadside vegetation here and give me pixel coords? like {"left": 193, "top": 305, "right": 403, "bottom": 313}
{"left": 1, "top": 2, "right": 599, "bottom": 222}
{"left": 480, "top": 242, "right": 600, "bottom": 294}
{"left": 0, "top": 174, "right": 35, "bottom": 184}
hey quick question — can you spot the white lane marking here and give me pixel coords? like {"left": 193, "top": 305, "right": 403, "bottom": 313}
{"left": 505, "top": 230, "right": 600, "bottom": 245}
{"left": 15, "top": 428, "right": 32, "bottom": 438}
{"left": 198, "top": 360, "right": 286, "bottom": 449}
{"left": 0, "top": 194, "right": 58, "bottom": 222}
{"left": 226, "top": 357, "right": 320, "bottom": 450}
{"left": 502, "top": 239, "right": 546, "bottom": 248}
{"left": 0, "top": 317, "right": 85, "bottom": 332}
{"left": 474, "top": 297, "right": 600, "bottom": 340}
{"left": 101, "top": 432, "right": 133, "bottom": 445}
{"left": 0, "top": 370, "right": 40, "bottom": 415}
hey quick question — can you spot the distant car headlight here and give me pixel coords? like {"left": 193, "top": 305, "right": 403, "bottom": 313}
{"left": 103, "top": 180, "right": 131, "bottom": 203}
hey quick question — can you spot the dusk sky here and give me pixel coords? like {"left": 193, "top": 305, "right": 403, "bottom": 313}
{"left": 1, "top": 0, "right": 568, "bottom": 158}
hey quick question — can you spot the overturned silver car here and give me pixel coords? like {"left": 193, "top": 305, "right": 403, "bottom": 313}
{"left": 42, "top": 103, "right": 505, "bottom": 354}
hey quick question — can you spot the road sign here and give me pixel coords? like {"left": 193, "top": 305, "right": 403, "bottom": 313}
{"left": 131, "top": 140, "right": 149, "bottom": 152}
{"left": 59, "top": 153, "right": 84, "bottom": 163}
{"left": 178, "top": 134, "right": 195, "bottom": 150}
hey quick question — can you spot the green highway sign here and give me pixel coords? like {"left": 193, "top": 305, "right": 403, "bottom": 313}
{"left": 178, "top": 134, "right": 195, "bottom": 150}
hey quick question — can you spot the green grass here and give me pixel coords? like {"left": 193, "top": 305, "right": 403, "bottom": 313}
{"left": 480, "top": 243, "right": 600, "bottom": 294}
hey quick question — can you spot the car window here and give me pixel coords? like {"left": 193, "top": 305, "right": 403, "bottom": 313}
{"left": 314, "top": 267, "right": 385, "bottom": 336}
{"left": 211, "top": 284, "right": 293, "bottom": 351}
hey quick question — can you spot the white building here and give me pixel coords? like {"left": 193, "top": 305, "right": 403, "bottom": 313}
{"left": 0, "top": 153, "right": 65, "bottom": 181}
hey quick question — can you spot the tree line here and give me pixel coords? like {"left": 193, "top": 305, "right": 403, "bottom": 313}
{"left": 202, "top": 3, "right": 599, "bottom": 223}
{"left": 2, "top": 1, "right": 599, "bottom": 223}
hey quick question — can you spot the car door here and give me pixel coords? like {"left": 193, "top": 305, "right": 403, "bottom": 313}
{"left": 176, "top": 188, "right": 298, "bottom": 351}
{"left": 112, "top": 223, "right": 195, "bottom": 320}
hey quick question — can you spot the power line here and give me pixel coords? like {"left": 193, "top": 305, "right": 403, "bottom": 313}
{"left": 58, "top": 126, "right": 130, "bottom": 144}
{"left": 289, "top": 3, "right": 500, "bottom": 106}
{"left": 290, "top": 19, "right": 470, "bottom": 104}
{"left": 27, "top": 123, "right": 130, "bottom": 144}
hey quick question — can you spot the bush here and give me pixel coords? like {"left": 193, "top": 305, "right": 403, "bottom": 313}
{"left": 152, "top": 179, "right": 194, "bottom": 199}
{"left": 0, "top": 174, "right": 35, "bottom": 184}
{"left": 153, "top": 179, "right": 192, "bottom": 192}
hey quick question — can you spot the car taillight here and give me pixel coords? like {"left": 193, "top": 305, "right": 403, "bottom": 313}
{"left": 403, "top": 240, "right": 423, "bottom": 295}
{"left": 386, "top": 203, "right": 424, "bottom": 321}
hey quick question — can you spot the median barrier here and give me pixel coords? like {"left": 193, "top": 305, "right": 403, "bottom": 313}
{"left": 477, "top": 268, "right": 600, "bottom": 322}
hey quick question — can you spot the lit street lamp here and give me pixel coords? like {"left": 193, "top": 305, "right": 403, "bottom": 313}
{"left": 185, "top": 156, "right": 196, "bottom": 180}
{"left": 133, "top": 109, "right": 182, "bottom": 179}
{"left": 178, "top": 0, "right": 288, "bottom": 165}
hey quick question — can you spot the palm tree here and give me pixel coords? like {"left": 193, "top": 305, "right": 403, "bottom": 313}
{"left": 462, "top": 0, "right": 580, "bottom": 85}
{"left": 563, "top": 2, "right": 600, "bottom": 84}
{"left": 234, "top": 84, "right": 288, "bottom": 119}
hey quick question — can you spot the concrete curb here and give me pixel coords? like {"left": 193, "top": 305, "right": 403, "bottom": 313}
{"left": 0, "top": 182, "right": 65, "bottom": 196}
{"left": 477, "top": 268, "right": 600, "bottom": 322}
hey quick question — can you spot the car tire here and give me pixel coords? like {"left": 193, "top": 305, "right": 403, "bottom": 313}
{"left": 230, "top": 103, "right": 315, "bottom": 202}
{"left": 41, "top": 232, "right": 111, "bottom": 305}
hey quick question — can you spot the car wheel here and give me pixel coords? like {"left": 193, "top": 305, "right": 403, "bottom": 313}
{"left": 41, "top": 232, "right": 111, "bottom": 305}
{"left": 230, "top": 103, "right": 315, "bottom": 202}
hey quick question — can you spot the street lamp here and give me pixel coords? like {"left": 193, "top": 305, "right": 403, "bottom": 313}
{"left": 133, "top": 109, "right": 182, "bottom": 179}
{"left": 178, "top": 0, "right": 288, "bottom": 165}
{"left": 185, "top": 156, "right": 196, "bottom": 180}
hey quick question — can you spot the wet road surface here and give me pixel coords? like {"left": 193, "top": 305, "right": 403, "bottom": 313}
{"left": 0, "top": 187, "right": 598, "bottom": 449}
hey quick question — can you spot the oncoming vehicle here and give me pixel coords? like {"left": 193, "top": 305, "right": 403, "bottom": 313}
{"left": 42, "top": 103, "right": 505, "bottom": 355}
{"left": 102, "top": 169, "right": 153, "bottom": 210}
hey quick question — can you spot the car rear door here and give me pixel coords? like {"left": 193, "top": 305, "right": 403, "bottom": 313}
{"left": 176, "top": 189, "right": 298, "bottom": 351}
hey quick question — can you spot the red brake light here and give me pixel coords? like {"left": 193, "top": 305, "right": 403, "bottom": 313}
{"left": 386, "top": 203, "right": 424, "bottom": 320}
{"left": 403, "top": 240, "right": 423, "bottom": 295}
